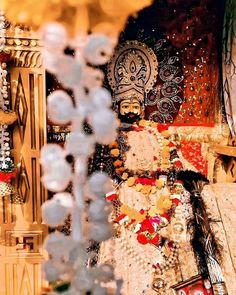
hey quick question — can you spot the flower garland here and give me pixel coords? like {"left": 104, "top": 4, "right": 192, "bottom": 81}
{"left": 106, "top": 179, "right": 184, "bottom": 247}
{"left": 107, "top": 120, "right": 185, "bottom": 246}
{"left": 109, "top": 120, "right": 183, "bottom": 179}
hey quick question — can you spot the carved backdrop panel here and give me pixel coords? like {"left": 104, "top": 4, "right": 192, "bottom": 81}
{"left": 0, "top": 34, "right": 47, "bottom": 295}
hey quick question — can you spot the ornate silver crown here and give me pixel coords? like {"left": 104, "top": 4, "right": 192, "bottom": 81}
{"left": 107, "top": 40, "right": 158, "bottom": 103}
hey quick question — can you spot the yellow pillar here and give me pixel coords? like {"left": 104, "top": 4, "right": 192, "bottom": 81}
{"left": 0, "top": 25, "right": 47, "bottom": 295}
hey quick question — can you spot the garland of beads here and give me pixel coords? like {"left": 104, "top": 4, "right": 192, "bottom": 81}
{"left": 0, "top": 11, "right": 6, "bottom": 51}
{"left": 0, "top": 13, "right": 17, "bottom": 196}
{"left": 118, "top": 236, "right": 179, "bottom": 275}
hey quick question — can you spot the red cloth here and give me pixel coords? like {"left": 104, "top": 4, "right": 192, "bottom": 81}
{"left": 180, "top": 141, "right": 208, "bottom": 177}
{"left": 0, "top": 170, "right": 17, "bottom": 182}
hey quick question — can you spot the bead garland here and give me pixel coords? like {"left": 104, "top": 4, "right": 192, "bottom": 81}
{"left": 0, "top": 11, "right": 6, "bottom": 52}
{"left": 118, "top": 236, "right": 179, "bottom": 275}
{"left": 0, "top": 13, "right": 17, "bottom": 196}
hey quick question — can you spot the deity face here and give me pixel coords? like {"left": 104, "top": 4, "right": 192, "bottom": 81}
{"left": 119, "top": 98, "right": 142, "bottom": 115}
{"left": 118, "top": 98, "right": 143, "bottom": 124}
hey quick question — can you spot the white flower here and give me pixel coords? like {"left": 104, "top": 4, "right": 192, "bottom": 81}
{"left": 43, "top": 260, "right": 62, "bottom": 282}
{"left": 89, "top": 108, "right": 118, "bottom": 144}
{"left": 81, "top": 67, "right": 104, "bottom": 89}
{"left": 90, "top": 87, "right": 112, "bottom": 109}
{"left": 67, "top": 242, "right": 87, "bottom": 267}
{"left": 72, "top": 268, "right": 94, "bottom": 292}
{"left": 88, "top": 199, "right": 111, "bottom": 222}
{"left": 44, "top": 232, "right": 76, "bottom": 261}
{"left": 56, "top": 55, "right": 83, "bottom": 89}
{"left": 42, "top": 50, "right": 59, "bottom": 74}
{"left": 84, "top": 34, "right": 113, "bottom": 65}
{"left": 62, "top": 288, "right": 82, "bottom": 295}
{"left": 54, "top": 192, "right": 74, "bottom": 209}
{"left": 89, "top": 221, "right": 113, "bottom": 242}
{"left": 92, "top": 285, "right": 107, "bottom": 295}
{"left": 42, "top": 198, "right": 68, "bottom": 227}
{"left": 65, "top": 132, "right": 94, "bottom": 157}
{"left": 87, "top": 172, "right": 113, "bottom": 198}
{"left": 42, "top": 160, "right": 72, "bottom": 192}
{"left": 40, "top": 144, "right": 65, "bottom": 168}
{"left": 41, "top": 22, "right": 68, "bottom": 53}
{"left": 47, "top": 90, "right": 75, "bottom": 125}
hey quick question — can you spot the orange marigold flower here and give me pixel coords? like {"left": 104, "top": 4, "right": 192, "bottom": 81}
{"left": 109, "top": 141, "right": 119, "bottom": 149}
{"left": 114, "top": 159, "right": 123, "bottom": 167}
{"left": 115, "top": 167, "right": 125, "bottom": 174}
{"left": 110, "top": 148, "right": 120, "bottom": 157}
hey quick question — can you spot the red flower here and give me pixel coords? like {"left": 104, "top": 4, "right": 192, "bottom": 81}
{"left": 172, "top": 198, "right": 181, "bottom": 205}
{"left": 136, "top": 177, "right": 156, "bottom": 186}
{"left": 0, "top": 170, "right": 17, "bottom": 182}
{"left": 140, "top": 209, "right": 145, "bottom": 214}
{"left": 174, "top": 160, "right": 183, "bottom": 169}
{"left": 161, "top": 213, "right": 171, "bottom": 222}
{"left": 106, "top": 192, "right": 118, "bottom": 201}
{"left": 114, "top": 214, "right": 127, "bottom": 223}
{"left": 137, "top": 234, "right": 148, "bottom": 245}
{"left": 153, "top": 156, "right": 158, "bottom": 161}
{"left": 131, "top": 126, "right": 144, "bottom": 132}
{"left": 151, "top": 179, "right": 156, "bottom": 186}
{"left": 138, "top": 219, "right": 155, "bottom": 234}
{"left": 149, "top": 234, "right": 160, "bottom": 246}
{"left": 157, "top": 124, "right": 169, "bottom": 133}
{"left": 168, "top": 142, "right": 175, "bottom": 148}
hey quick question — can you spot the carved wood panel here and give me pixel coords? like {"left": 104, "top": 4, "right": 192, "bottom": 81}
{"left": 0, "top": 62, "right": 47, "bottom": 295}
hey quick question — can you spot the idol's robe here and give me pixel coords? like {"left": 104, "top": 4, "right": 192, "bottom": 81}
{"left": 99, "top": 122, "right": 199, "bottom": 295}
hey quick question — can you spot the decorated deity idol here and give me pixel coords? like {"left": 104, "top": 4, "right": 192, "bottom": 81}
{"left": 98, "top": 41, "right": 200, "bottom": 295}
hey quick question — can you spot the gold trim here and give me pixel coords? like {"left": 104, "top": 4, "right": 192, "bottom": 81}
{"left": 169, "top": 124, "right": 229, "bottom": 144}
{"left": 211, "top": 145, "right": 236, "bottom": 157}
{"left": 171, "top": 274, "right": 203, "bottom": 289}
{"left": 5, "top": 37, "right": 42, "bottom": 68}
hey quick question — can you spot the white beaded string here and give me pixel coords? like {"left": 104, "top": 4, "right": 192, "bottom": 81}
{"left": 117, "top": 236, "right": 179, "bottom": 275}
{"left": 0, "top": 13, "right": 12, "bottom": 177}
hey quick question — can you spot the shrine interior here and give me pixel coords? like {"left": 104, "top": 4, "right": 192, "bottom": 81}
{"left": 0, "top": 0, "right": 235, "bottom": 295}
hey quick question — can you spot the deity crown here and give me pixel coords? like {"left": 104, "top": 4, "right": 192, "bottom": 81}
{"left": 107, "top": 40, "right": 158, "bottom": 104}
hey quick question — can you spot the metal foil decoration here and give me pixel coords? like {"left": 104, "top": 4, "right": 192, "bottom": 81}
{"left": 147, "top": 39, "right": 184, "bottom": 123}
{"left": 107, "top": 40, "right": 158, "bottom": 104}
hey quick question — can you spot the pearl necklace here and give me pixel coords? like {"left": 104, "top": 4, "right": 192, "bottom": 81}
{"left": 118, "top": 236, "right": 179, "bottom": 275}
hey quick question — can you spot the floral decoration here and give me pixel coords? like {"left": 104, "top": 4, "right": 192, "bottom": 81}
{"left": 109, "top": 120, "right": 183, "bottom": 180}
{"left": 106, "top": 180, "right": 184, "bottom": 246}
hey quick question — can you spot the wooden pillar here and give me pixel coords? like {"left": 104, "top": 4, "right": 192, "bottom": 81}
{"left": 0, "top": 28, "right": 47, "bottom": 295}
